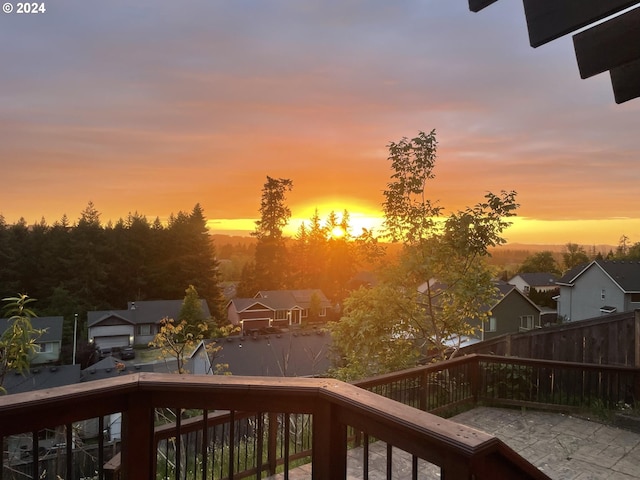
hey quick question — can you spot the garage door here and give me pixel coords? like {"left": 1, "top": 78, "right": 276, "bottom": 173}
{"left": 94, "top": 335, "right": 129, "bottom": 350}
{"left": 242, "top": 318, "right": 269, "bottom": 334}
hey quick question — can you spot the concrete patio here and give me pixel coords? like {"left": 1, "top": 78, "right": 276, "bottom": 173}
{"left": 268, "top": 407, "right": 640, "bottom": 479}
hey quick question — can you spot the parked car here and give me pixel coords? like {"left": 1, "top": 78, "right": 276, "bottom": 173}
{"left": 118, "top": 346, "right": 135, "bottom": 360}
{"left": 98, "top": 347, "right": 113, "bottom": 359}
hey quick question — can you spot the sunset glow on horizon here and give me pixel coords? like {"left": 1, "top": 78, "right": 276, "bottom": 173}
{"left": 1, "top": 1, "right": 638, "bottom": 248}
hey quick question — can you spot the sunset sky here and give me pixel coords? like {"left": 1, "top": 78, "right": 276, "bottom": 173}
{"left": 1, "top": 1, "right": 639, "bottom": 246}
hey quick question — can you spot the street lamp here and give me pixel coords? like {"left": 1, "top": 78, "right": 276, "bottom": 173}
{"left": 73, "top": 313, "right": 78, "bottom": 365}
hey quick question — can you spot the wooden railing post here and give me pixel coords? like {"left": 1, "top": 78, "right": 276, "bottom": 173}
{"left": 419, "top": 370, "right": 428, "bottom": 411}
{"left": 635, "top": 309, "right": 640, "bottom": 368}
{"left": 635, "top": 310, "right": 640, "bottom": 403}
{"left": 312, "top": 401, "right": 347, "bottom": 479}
{"left": 470, "top": 355, "right": 481, "bottom": 404}
{"left": 121, "top": 392, "right": 154, "bottom": 480}
{"left": 267, "top": 413, "right": 278, "bottom": 475}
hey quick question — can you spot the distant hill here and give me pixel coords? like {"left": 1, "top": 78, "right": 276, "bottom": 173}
{"left": 211, "top": 235, "right": 614, "bottom": 255}
{"left": 211, "top": 234, "right": 257, "bottom": 247}
{"left": 499, "top": 243, "right": 615, "bottom": 253}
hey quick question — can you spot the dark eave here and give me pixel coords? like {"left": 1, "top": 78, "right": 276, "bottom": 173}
{"left": 469, "top": 0, "right": 640, "bottom": 104}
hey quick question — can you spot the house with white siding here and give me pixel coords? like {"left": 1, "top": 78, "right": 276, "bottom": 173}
{"left": 556, "top": 260, "right": 640, "bottom": 322}
{"left": 88, "top": 299, "right": 211, "bottom": 350}
{"left": 508, "top": 272, "right": 558, "bottom": 294}
{"left": 0, "top": 316, "right": 63, "bottom": 365}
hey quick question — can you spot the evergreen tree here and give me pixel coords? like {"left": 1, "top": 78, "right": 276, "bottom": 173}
{"left": 244, "top": 177, "right": 293, "bottom": 292}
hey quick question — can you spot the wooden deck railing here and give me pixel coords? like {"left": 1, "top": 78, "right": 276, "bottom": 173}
{"left": 0, "top": 368, "right": 550, "bottom": 480}
{"left": 355, "top": 354, "right": 639, "bottom": 414}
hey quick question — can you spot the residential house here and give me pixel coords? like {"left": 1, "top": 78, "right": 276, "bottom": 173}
{"left": 508, "top": 272, "right": 558, "bottom": 294}
{"left": 417, "top": 280, "right": 542, "bottom": 346}
{"left": 469, "top": 283, "right": 543, "bottom": 340}
{"left": 227, "top": 289, "right": 332, "bottom": 334}
{"left": 556, "top": 260, "right": 640, "bottom": 322}
{"left": 190, "top": 330, "right": 332, "bottom": 377}
{"left": 0, "top": 316, "right": 63, "bottom": 365}
{"left": 88, "top": 299, "right": 211, "bottom": 350}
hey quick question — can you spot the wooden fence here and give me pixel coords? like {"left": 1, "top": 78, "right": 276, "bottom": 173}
{"left": 461, "top": 310, "right": 640, "bottom": 366}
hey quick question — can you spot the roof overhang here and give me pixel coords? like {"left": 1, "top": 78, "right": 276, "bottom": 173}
{"left": 469, "top": 0, "right": 640, "bottom": 104}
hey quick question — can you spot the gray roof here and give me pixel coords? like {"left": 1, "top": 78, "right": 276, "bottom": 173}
{"left": 0, "top": 316, "right": 63, "bottom": 343}
{"left": 230, "top": 298, "right": 274, "bottom": 312}
{"left": 557, "top": 260, "right": 640, "bottom": 292}
{"left": 88, "top": 299, "right": 211, "bottom": 327}
{"left": 255, "top": 290, "right": 332, "bottom": 309}
{"left": 81, "top": 356, "right": 153, "bottom": 382}
{"left": 597, "top": 260, "right": 640, "bottom": 292}
{"left": 512, "top": 272, "right": 558, "bottom": 287}
{"left": 2, "top": 364, "right": 81, "bottom": 395}
{"left": 197, "top": 330, "right": 332, "bottom": 377}
{"left": 557, "top": 263, "right": 590, "bottom": 285}
{"left": 490, "top": 282, "right": 540, "bottom": 312}
{"left": 230, "top": 289, "right": 332, "bottom": 312}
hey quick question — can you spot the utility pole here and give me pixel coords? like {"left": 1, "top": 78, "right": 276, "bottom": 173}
{"left": 73, "top": 313, "right": 78, "bottom": 365}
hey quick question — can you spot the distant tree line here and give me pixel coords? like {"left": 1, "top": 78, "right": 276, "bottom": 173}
{"left": 0, "top": 202, "right": 226, "bottom": 360}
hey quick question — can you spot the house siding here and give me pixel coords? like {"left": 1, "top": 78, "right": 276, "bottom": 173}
{"left": 32, "top": 342, "right": 61, "bottom": 365}
{"left": 497, "top": 293, "right": 538, "bottom": 338}
{"left": 465, "top": 287, "right": 541, "bottom": 341}
{"left": 562, "top": 266, "right": 625, "bottom": 321}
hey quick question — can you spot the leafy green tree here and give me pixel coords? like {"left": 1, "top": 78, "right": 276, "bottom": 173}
{"left": 330, "top": 130, "right": 518, "bottom": 377}
{"left": 329, "top": 284, "right": 420, "bottom": 381}
{"left": 149, "top": 318, "right": 208, "bottom": 374}
{"left": 179, "top": 285, "right": 207, "bottom": 331}
{"left": 0, "top": 294, "right": 43, "bottom": 394}
{"left": 562, "top": 243, "right": 589, "bottom": 271}
{"left": 518, "top": 251, "right": 560, "bottom": 275}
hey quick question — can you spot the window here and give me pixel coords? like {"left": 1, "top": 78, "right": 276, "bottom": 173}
{"left": 275, "top": 310, "right": 287, "bottom": 320}
{"left": 301, "top": 309, "right": 308, "bottom": 318}
{"left": 631, "top": 293, "right": 640, "bottom": 303}
{"left": 137, "top": 324, "right": 153, "bottom": 336}
{"left": 319, "top": 308, "right": 327, "bottom": 317}
{"left": 487, "top": 317, "right": 497, "bottom": 332}
{"left": 36, "top": 342, "right": 54, "bottom": 353}
{"left": 519, "top": 315, "right": 540, "bottom": 331}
